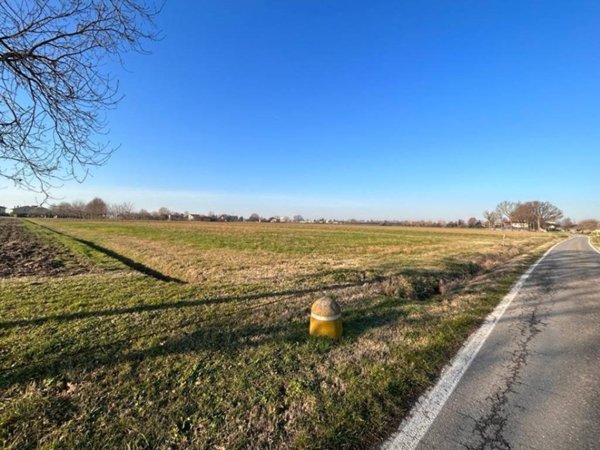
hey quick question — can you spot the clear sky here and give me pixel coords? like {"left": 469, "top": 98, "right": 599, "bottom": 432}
{"left": 3, "top": 1, "right": 600, "bottom": 220}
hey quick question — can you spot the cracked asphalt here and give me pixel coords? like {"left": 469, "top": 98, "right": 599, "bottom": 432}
{"left": 416, "top": 236, "right": 600, "bottom": 450}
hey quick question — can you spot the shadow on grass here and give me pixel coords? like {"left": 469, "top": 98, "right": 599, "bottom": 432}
{"left": 0, "top": 258, "right": 496, "bottom": 388}
{"left": 30, "top": 221, "right": 186, "bottom": 284}
{"left": 0, "top": 295, "right": 428, "bottom": 388}
{"left": 0, "top": 276, "right": 393, "bottom": 330}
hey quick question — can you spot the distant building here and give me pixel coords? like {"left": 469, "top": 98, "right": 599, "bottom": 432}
{"left": 0, "top": 206, "right": 6, "bottom": 215}
{"left": 511, "top": 222, "right": 529, "bottom": 230}
{"left": 545, "top": 221, "right": 560, "bottom": 232}
{"left": 218, "top": 214, "right": 240, "bottom": 222}
{"left": 11, "top": 205, "right": 51, "bottom": 217}
{"left": 501, "top": 219, "right": 528, "bottom": 230}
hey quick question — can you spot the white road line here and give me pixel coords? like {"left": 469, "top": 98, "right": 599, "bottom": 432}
{"left": 587, "top": 236, "right": 600, "bottom": 255}
{"left": 380, "top": 238, "right": 571, "bottom": 450}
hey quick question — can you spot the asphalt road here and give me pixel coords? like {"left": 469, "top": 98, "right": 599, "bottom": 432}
{"left": 410, "top": 236, "right": 600, "bottom": 449}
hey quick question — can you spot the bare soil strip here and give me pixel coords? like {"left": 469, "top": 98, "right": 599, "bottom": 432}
{"left": 0, "top": 218, "right": 89, "bottom": 278}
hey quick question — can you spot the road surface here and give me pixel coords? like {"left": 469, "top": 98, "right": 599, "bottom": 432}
{"left": 386, "top": 236, "right": 600, "bottom": 450}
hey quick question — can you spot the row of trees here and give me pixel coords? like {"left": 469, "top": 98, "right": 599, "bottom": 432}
{"left": 50, "top": 199, "right": 171, "bottom": 220}
{"left": 42, "top": 201, "right": 492, "bottom": 226}
{"left": 483, "top": 201, "right": 564, "bottom": 231}
{"left": 48, "top": 199, "right": 284, "bottom": 222}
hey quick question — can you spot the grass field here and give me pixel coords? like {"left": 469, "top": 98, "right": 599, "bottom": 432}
{"left": 0, "top": 219, "right": 561, "bottom": 449}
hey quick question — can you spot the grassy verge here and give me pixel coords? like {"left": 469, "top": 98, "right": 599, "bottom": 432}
{"left": 0, "top": 221, "right": 560, "bottom": 449}
{"left": 591, "top": 233, "right": 600, "bottom": 250}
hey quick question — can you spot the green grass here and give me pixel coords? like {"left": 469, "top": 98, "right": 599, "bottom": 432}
{"left": 21, "top": 220, "right": 126, "bottom": 272}
{"left": 0, "top": 220, "right": 561, "bottom": 449}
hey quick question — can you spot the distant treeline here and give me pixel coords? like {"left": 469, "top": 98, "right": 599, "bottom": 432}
{"left": 7, "top": 199, "right": 485, "bottom": 226}
{"left": 6, "top": 197, "right": 599, "bottom": 231}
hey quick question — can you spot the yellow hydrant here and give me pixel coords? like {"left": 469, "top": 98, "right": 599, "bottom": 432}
{"left": 309, "top": 297, "right": 342, "bottom": 339}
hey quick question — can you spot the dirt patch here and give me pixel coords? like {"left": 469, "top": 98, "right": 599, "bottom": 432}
{"left": 0, "top": 218, "right": 88, "bottom": 278}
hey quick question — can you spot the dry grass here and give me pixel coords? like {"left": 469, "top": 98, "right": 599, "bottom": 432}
{"left": 591, "top": 234, "right": 600, "bottom": 251}
{"left": 33, "top": 220, "right": 553, "bottom": 289}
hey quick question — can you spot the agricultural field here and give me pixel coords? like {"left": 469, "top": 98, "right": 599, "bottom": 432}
{"left": 0, "top": 218, "right": 561, "bottom": 449}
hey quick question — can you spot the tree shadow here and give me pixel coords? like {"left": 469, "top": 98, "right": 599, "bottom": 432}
{"left": 30, "top": 221, "right": 186, "bottom": 283}
{"left": 0, "top": 295, "right": 430, "bottom": 389}
{"left": 0, "top": 275, "right": 399, "bottom": 330}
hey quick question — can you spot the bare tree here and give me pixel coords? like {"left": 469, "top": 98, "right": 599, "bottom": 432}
{"left": 511, "top": 203, "right": 531, "bottom": 228}
{"left": 0, "top": 1, "right": 160, "bottom": 198}
{"left": 51, "top": 201, "right": 74, "bottom": 217}
{"left": 512, "top": 201, "right": 563, "bottom": 230}
{"left": 109, "top": 201, "right": 134, "bottom": 219}
{"left": 137, "top": 208, "right": 152, "bottom": 220}
{"left": 85, "top": 197, "right": 107, "bottom": 218}
{"left": 495, "top": 201, "right": 517, "bottom": 221}
{"left": 529, "top": 201, "right": 562, "bottom": 230}
{"left": 108, "top": 203, "right": 119, "bottom": 218}
{"left": 483, "top": 210, "right": 499, "bottom": 229}
{"left": 71, "top": 199, "right": 86, "bottom": 218}
{"left": 467, "top": 217, "right": 480, "bottom": 228}
{"left": 121, "top": 201, "right": 135, "bottom": 218}
{"left": 156, "top": 206, "right": 170, "bottom": 219}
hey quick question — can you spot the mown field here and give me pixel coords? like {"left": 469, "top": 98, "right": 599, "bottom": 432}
{"left": 0, "top": 218, "right": 561, "bottom": 449}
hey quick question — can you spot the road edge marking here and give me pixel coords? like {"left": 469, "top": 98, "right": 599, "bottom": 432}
{"left": 587, "top": 236, "right": 600, "bottom": 255}
{"left": 380, "top": 238, "right": 570, "bottom": 450}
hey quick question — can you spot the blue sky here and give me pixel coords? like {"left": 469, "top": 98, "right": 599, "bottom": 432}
{"left": 3, "top": 1, "right": 600, "bottom": 220}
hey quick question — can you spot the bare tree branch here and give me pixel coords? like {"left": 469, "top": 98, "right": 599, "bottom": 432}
{"left": 0, "top": 0, "right": 161, "bottom": 200}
